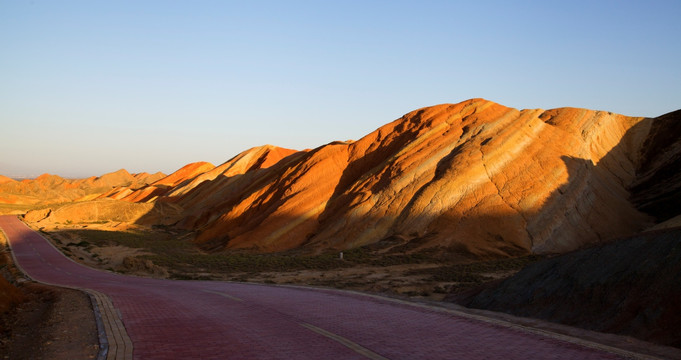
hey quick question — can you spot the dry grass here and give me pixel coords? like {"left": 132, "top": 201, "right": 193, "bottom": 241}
{"left": 0, "top": 204, "right": 40, "bottom": 215}
{"left": 37, "top": 225, "right": 543, "bottom": 300}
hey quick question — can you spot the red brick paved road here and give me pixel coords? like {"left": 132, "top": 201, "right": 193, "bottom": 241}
{"left": 1, "top": 216, "right": 628, "bottom": 359}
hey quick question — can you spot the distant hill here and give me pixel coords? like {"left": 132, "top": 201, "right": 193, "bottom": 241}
{"left": 0, "top": 169, "right": 165, "bottom": 206}
{"left": 0, "top": 175, "right": 15, "bottom": 185}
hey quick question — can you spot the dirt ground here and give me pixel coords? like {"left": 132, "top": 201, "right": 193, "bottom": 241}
{"left": 36, "top": 222, "right": 530, "bottom": 302}
{"left": 0, "top": 231, "right": 99, "bottom": 360}
{"left": 0, "top": 284, "right": 99, "bottom": 360}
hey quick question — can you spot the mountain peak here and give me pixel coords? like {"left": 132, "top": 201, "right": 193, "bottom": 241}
{"left": 152, "top": 162, "right": 216, "bottom": 187}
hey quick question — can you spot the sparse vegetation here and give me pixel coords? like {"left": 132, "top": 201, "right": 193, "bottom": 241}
{"left": 0, "top": 203, "right": 42, "bottom": 215}
{"left": 39, "top": 227, "right": 544, "bottom": 299}
{"left": 147, "top": 251, "right": 353, "bottom": 274}
{"left": 0, "top": 202, "right": 75, "bottom": 216}
{"left": 405, "top": 255, "right": 544, "bottom": 292}
{"left": 407, "top": 255, "right": 543, "bottom": 281}
{"left": 70, "top": 240, "right": 91, "bottom": 248}
{"left": 60, "top": 229, "right": 186, "bottom": 251}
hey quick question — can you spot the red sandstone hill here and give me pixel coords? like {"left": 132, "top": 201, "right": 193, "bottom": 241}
{"left": 8, "top": 99, "right": 681, "bottom": 258}
{"left": 94, "top": 145, "right": 300, "bottom": 204}
{"left": 175, "top": 99, "right": 677, "bottom": 256}
{"left": 96, "top": 162, "right": 217, "bottom": 203}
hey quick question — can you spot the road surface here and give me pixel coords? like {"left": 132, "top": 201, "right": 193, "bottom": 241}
{"left": 1, "top": 215, "right": 629, "bottom": 359}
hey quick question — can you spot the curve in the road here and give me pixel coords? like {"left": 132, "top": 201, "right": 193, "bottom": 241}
{"left": 0, "top": 216, "right": 644, "bottom": 359}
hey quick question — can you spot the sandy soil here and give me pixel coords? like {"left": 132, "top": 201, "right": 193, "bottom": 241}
{"left": 0, "top": 284, "right": 99, "bottom": 360}
{"left": 0, "top": 232, "right": 99, "bottom": 360}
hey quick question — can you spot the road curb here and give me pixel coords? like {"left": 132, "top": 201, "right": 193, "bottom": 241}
{"left": 86, "top": 292, "right": 109, "bottom": 360}
{"left": 88, "top": 289, "right": 134, "bottom": 360}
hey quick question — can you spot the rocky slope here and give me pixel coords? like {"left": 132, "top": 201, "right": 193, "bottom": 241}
{"left": 629, "top": 109, "right": 681, "bottom": 222}
{"left": 96, "top": 162, "right": 217, "bottom": 203}
{"left": 96, "top": 145, "right": 300, "bottom": 204}
{"left": 452, "top": 227, "right": 681, "bottom": 348}
{"left": 179, "top": 98, "right": 665, "bottom": 255}
{"left": 6, "top": 98, "right": 680, "bottom": 258}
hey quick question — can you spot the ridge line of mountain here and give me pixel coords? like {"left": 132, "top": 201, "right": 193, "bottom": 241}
{"left": 2, "top": 98, "right": 679, "bottom": 257}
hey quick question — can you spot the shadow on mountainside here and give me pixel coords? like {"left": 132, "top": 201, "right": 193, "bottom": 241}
{"left": 452, "top": 227, "right": 681, "bottom": 349}
{"left": 629, "top": 109, "right": 681, "bottom": 221}
{"left": 130, "top": 108, "right": 681, "bottom": 259}
{"left": 133, "top": 150, "right": 309, "bottom": 249}
{"left": 316, "top": 108, "right": 435, "bottom": 223}
{"left": 450, "top": 109, "right": 681, "bottom": 349}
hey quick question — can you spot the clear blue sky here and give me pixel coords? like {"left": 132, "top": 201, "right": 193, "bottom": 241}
{"left": 1, "top": 0, "right": 680, "bottom": 178}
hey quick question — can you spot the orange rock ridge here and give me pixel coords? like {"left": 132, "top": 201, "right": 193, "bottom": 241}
{"left": 5, "top": 98, "right": 680, "bottom": 258}
{"left": 177, "top": 99, "right": 670, "bottom": 256}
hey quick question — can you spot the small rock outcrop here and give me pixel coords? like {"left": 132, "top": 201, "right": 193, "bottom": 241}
{"left": 23, "top": 208, "right": 51, "bottom": 222}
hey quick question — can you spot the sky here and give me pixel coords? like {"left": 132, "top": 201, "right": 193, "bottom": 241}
{"left": 1, "top": 0, "right": 680, "bottom": 178}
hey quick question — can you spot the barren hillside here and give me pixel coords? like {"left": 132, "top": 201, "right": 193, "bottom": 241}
{"left": 174, "top": 99, "right": 668, "bottom": 256}
{"left": 7, "top": 98, "right": 680, "bottom": 258}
